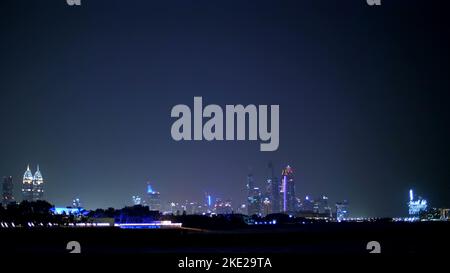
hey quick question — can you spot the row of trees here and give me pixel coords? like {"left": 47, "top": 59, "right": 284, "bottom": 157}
{"left": 0, "top": 201, "right": 59, "bottom": 226}
{"left": 2, "top": 202, "right": 354, "bottom": 229}
{"left": 0, "top": 202, "right": 164, "bottom": 226}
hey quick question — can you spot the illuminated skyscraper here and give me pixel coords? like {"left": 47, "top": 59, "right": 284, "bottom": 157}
{"left": 2, "top": 176, "right": 14, "bottom": 206}
{"left": 247, "top": 173, "right": 261, "bottom": 216}
{"left": 22, "top": 165, "right": 34, "bottom": 201}
{"left": 335, "top": 200, "right": 349, "bottom": 222}
{"left": 266, "top": 161, "right": 280, "bottom": 214}
{"left": 320, "top": 195, "right": 332, "bottom": 217}
{"left": 408, "top": 189, "right": 427, "bottom": 216}
{"left": 300, "top": 195, "right": 314, "bottom": 212}
{"left": 146, "top": 183, "right": 161, "bottom": 211}
{"left": 205, "top": 192, "right": 213, "bottom": 213}
{"left": 280, "top": 165, "right": 295, "bottom": 213}
{"left": 33, "top": 165, "right": 44, "bottom": 201}
{"left": 248, "top": 187, "right": 262, "bottom": 216}
{"left": 22, "top": 165, "right": 45, "bottom": 202}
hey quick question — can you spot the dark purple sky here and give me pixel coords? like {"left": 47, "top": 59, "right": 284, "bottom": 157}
{"left": 0, "top": 0, "right": 449, "bottom": 217}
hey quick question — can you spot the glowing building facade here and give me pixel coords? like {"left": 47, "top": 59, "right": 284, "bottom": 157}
{"left": 214, "top": 198, "right": 233, "bottom": 214}
{"left": 205, "top": 193, "right": 212, "bottom": 213}
{"left": 280, "top": 165, "right": 295, "bottom": 213}
{"left": 300, "top": 195, "right": 314, "bottom": 212}
{"left": 146, "top": 183, "right": 161, "bottom": 211}
{"left": 22, "top": 165, "right": 34, "bottom": 201}
{"left": 248, "top": 187, "right": 262, "bottom": 216}
{"left": 335, "top": 200, "right": 349, "bottom": 222}
{"left": 320, "top": 195, "right": 332, "bottom": 217}
{"left": 408, "top": 189, "right": 427, "bottom": 216}
{"left": 22, "top": 165, "right": 45, "bottom": 202}
{"left": 247, "top": 173, "right": 262, "bottom": 216}
{"left": 33, "top": 165, "right": 44, "bottom": 201}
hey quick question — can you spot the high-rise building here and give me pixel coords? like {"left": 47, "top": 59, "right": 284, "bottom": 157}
{"left": 335, "top": 200, "right": 349, "bottom": 222}
{"left": 2, "top": 176, "right": 14, "bottom": 206}
{"left": 247, "top": 173, "right": 255, "bottom": 194}
{"left": 313, "top": 198, "right": 320, "bottom": 214}
{"left": 236, "top": 203, "right": 247, "bottom": 215}
{"left": 280, "top": 165, "right": 295, "bottom": 213}
{"left": 300, "top": 195, "right": 314, "bottom": 212}
{"left": 247, "top": 173, "right": 253, "bottom": 214}
{"left": 168, "top": 201, "right": 182, "bottom": 215}
{"left": 146, "top": 183, "right": 161, "bottom": 211}
{"left": 214, "top": 198, "right": 233, "bottom": 214}
{"left": 408, "top": 189, "right": 427, "bottom": 216}
{"left": 248, "top": 187, "right": 262, "bottom": 216}
{"left": 185, "top": 201, "right": 202, "bottom": 215}
{"left": 33, "top": 165, "right": 44, "bottom": 201}
{"left": 320, "top": 195, "right": 332, "bottom": 217}
{"left": 247, "top": 173, "right": 261, "bottom": 216}
{"left": 266, "top": 162, "right": 280, "bottom": 214}
{"left": 22, "top": 165, "right": 34, "bottom": 201}
{"left": 306, "top": 195, "right": 331, "bottom": 215}
{"left": 204, "top": 193, "right": 213, "bottom": 213}
{"left": 22, "top": 165, "right": 44, "bottom": 202}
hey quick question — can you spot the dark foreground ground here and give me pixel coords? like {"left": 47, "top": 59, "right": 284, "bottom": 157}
{"left": 0, "top": 221, "right": 448, "bottom": 255}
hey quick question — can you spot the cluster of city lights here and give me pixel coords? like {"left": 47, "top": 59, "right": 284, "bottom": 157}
{"left": 0, "top": 221, "right": 183, "bottom": 229}
{"left": 115, "top": 221, "right": 182, "bottom": 229}
{"left": 253, "top": 220, "right": 277, "bottom": 225}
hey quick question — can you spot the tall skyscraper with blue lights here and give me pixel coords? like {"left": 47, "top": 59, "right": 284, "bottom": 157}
{"left": 247, "top": 173, "right": 261, "bottom": 216}
{"left": 146, "top": 182, "right": 161, "bottom": 211}
{"left": 335, "top": 200, "right": 349, "bottom": 222}
{"left": 205, "top": 192, "right": 212, "bottom": 213}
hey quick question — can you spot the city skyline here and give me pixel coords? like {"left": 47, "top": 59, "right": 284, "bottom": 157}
{"left": 0, "top": 162, "right": 441, "bottom": 219}
{"left": 1, "top": 1, "right": 449, "bottom": 218}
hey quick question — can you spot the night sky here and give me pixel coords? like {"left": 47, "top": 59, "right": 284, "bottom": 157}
{"left": 1, "top": 0, "right": 449, "bottom": 217}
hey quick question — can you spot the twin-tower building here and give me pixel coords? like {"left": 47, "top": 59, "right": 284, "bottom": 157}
{"left": 22, "top": 165, "right": 44, "bottom": 201}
